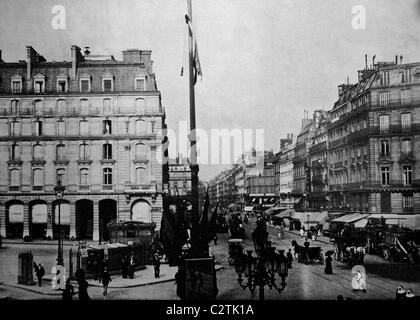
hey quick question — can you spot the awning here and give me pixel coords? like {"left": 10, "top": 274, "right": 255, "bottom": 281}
{"left": 291, "top": 211, "right": 328, "bottom": 224}
{"left": 401, "top": 215, "right": 420, "bottom": 230}
{"left": 368, "top": 214, "right": 420, "bottom": 230}
{"left": 32, "top": 203, "right": 48, "bottom": 224}
{"left": 332, "top": 213, "right": 370, "bottom": 224}
{"left": 354, "top": 218, "right": 369, "bottom": 229}
{"left": 274, "top": 208, "right": 295, "bottom": 219}
{"left": 9, "top": 204, "right": 24, "bottom": 223}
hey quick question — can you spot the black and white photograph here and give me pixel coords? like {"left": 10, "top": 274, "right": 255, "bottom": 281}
{"left": 0, "top": 0, "right": 420, "bottom": 310}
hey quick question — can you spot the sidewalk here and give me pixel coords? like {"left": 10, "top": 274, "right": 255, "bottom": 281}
{"left": 2, "top": 264, "right": 178, "bottom": 296}
{"left": 3, "top": 239, "right": 100, "bottom": 247}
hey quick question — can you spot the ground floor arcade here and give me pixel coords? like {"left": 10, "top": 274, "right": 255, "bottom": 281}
{"left": 0, "top": 193, "right": 163, "bottom": 241}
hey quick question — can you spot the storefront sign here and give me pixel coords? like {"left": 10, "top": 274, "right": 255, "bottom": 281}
{"left": 9, "top": 204, "right": 24, "bottom": 223}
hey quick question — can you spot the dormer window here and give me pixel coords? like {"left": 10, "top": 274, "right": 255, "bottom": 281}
{"left": 134, "top": 75, "right": 146, "bottom": 91}
{"left": 33, "top": 74, "right": 45, "bottom": 93}
{"left": 79, "top": 74, "right": 91, "bottom": 93}
{"left": 102, "top": 74, "right": 114, "bottom": 92}
{"left": 11, "top": 74, "right": 22, "bottom": 94}
{"left": 56, "top": 74, "right": 68, "bottom": 93}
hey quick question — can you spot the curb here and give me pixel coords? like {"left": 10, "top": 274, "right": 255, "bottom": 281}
{"left": 2, "top": 283, "right": 71, "bottom": 296}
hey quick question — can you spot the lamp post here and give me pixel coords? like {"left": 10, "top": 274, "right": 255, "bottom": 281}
{"left": 54, "top": 180, "right": 65, "bottom": 266}
{"left": 234, "top": 219, "right": 288, "bottom": 300}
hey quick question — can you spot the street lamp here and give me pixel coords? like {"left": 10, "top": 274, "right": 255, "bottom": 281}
{"left": 54, "top": 180, "right": 65, "bottom": 266}
{"left": 234, "top": 220, "right": 288, "bottom": 300}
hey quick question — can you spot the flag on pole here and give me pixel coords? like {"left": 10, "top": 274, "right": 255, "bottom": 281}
{"left": 185, "top": 14, "right": 202, "bottom": 85}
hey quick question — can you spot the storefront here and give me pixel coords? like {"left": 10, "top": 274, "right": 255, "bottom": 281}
{"left": 7, "top": 203, "right": 24, "bottom": 238}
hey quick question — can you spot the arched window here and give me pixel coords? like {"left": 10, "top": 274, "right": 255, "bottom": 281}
{"left": 34, "top": 100, "right": 43, "bottom": 115}
{"left": 10, "top": 144, "right": 19, "bottom": 160}
{"left": 103, "top": 143, "right": 112, "bottom": 159}
{"left": 135, "top": 119, "right": 145, "bottom": 135}
{"left": 103, "top": 99, "right": 112, "bottom": 114}
{"left": 80, "top": 99, "right": 89, "bottom": 115}
{"left": 79, "top": 120, "right": 89, "bottom": 135}
{"left": 57, "top": 99, "right": 66, "bottom": 115}
{"left": 79, "top": 143, "right": 89, "bottom": 160}
{"left": 11, "top": 100, "right": 19, "bottom": 115}
{"left": 33, "top": 144, "right": 43, "bottom": 160}
{"left": 135, "top": 143, "right": 147, "bottom": 160}
{"left": 33, "top": 169, "right": 43, "bottom": 186}
{"left": 131, "top": 200, "right": 151, "bottom": 222}
{"left": 57, "top": 120, "right": 66, "bottom": 136}
{"left": 103, "top": 168, "right": 112, "bottom": 185}
{"left": 10, "top": 169, "right": 20, "bottom": 185}
{"left": 10, "top": 121, "right": 20, "bottom": 136}
{"left": 135, "top": 98, "right": 145, "bottom": 113}
{"left": 80, "top": 168, "right": 89, "bottom": 185}
{"left": 56, "top": 144, "right": 65, "bottom": 161}
{"left": 136, "top": 167, "right": 147, "bottom": 185}
{"left": 56, "top": 168, "right": 66, "bottom": 184}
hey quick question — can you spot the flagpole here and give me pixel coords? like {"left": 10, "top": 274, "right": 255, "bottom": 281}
{"left": 187, "top": 0, "right": 202, "bottom": 257}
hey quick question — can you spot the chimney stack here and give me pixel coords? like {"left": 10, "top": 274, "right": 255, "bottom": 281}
{"left": 71, "top": 45, "right": 82, "bottom": 80}
{"left": 400, "top": 55, "right": 403, "bottom": 65}
{"left": 84, "top": 46, "right": 91, "bottom": 56}
{"left": 365, "top": 54, "right": 368, "bottom": 70}
{"left": 0, "top": 50, "right": 2, "bottom": 62}
{"left": 395, "top": 55, "right": 398, "bottom": 65}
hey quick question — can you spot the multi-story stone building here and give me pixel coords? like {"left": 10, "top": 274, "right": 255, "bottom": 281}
{"left": 307, "top": 110, "right": 329, "bottom": 209}
{"left": 0, "top": 45, "right": 166, "bottom": 241}
{"left": 327, "top": 57, "right": 420, "bottom": 214}
{"left": 274, "top": 134, "right": 295, "bottom": 208}
{"left": 293, "top": 113, "right": 315, "bottom": 208}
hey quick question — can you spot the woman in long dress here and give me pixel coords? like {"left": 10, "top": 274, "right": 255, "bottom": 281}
{"left": 352, "top": 270, "right": 367, "bottom": 292}
{"left": 325, "top": 255, "right": 333, "bottom": 274}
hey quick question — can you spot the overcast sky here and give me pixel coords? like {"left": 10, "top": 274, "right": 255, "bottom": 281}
{"left": 1, "top": 0, "right": 420, "bottom": 181}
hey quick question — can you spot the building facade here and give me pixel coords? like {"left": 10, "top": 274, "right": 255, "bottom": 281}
{"left": 327, "top": 58, "right": 420, "bottom": 214}
{"left": 0, "top": 45, "right": 166, "bottom": 241}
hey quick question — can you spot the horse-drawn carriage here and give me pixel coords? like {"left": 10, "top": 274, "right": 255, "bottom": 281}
{"left": 291, "top": 240, "right": 324, "bottom": 264}
{"left": 331, "top": 226, "right": 367, "bottom": 266}
{"left": 228, "top": 238, "right": 245, "bottom": 265}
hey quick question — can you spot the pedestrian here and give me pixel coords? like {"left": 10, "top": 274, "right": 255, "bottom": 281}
{"left": 62, "top": 278, "right": 74, "bottom": 300}
{"left": 129, "top": 256, "right": 135, "bottom": 279}
{"left": 325, "top": 254, "right": 333, "bottom": 274}
{"left": 76, "top": 269, "right": 90, "bottom": 301}
{"left": 286, "top": 249, "right": 293, "bottom": 269}
{"left": 121, "top": 255, "right": 128, "bottom": 278}
{"left": 396, "top": 286, "right": 406, "bottom": 300}
{"left": 300, "top": 227, "right": 304, "bottom": 238}
{"left": 100, "top": 267, "right": 112, "bottom": 296}
{"left": 153, "top": 252, "right": 161, "bottom": 279}
{"left": 35, "top": 263, "right": 45, "bottom": 287}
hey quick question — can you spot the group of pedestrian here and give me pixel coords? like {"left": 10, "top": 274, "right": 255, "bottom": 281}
{"left": 62, "top": 268, "right": 90, "bottom": 300}
{"left": 396, "top": 286, "right": 416, "bottom": 300}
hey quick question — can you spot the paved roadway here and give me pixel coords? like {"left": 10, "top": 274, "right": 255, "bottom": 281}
{"left": 1, "top": 218, "right": 419, "bottom": 300}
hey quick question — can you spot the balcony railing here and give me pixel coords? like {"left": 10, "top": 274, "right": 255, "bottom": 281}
{"left": 79, "top": 185, "right": 90, "bottom": 191}
{"left": 32, "top": 186, "right": 43, "bottom": 191}
{"left": 102, "top": 185, "right": 114, "bottom": 191}
{"left": 9, "top": 186, "right": 20, "bottom": 191}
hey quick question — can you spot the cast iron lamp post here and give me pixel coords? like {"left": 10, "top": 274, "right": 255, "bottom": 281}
{"left": 234, "top": 219, "right": 288, "bottom": 300}
{"left": 54, "top": 180, "right": 65, "bottom": 266}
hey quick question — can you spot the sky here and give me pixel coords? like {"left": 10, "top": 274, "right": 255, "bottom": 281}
{"left": 1, "top": 0, "right": 420, "bottom": 181}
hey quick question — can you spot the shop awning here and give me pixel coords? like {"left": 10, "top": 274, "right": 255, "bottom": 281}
{"left": 291, "top": 211, "right": 328, "bottom": 223}
{"left": 401, "top": 215, "right": 420, "bottom": 230}
{"left": 274, "top": 208, "right": 295, "bottom": 219}
{"left": 9, "top": 204, "right": 24, "bottom": 223}
{"left": 354, "top": 218, "right": 369, "bottom": 228}
{"left": 368, "top": 214, "right": 420, "bottom": 230}
{"left": 32, "top": 203, "right": 48, "bottom": 224}
{"left": 331, "top": 213, "right": 370, "bottom": 224}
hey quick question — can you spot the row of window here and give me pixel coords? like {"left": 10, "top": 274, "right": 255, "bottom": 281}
{"left": 7, "top": 118, "right": 155, "bottom": 136}
{"left": 9, "top": 73, "right": 147, "bottom": 94}
{"left": 9, "top": 167, "right": 150, "bottom": 187}
{"left": 329, "top": 165, "right": 414, "bottom": 186}
{"left": 5, "top": 97, "right": 154, "bottom": 115}
{"left": 379, "top": 112, "right": 411, "bottom": 132}
{"left": 9, "top": 143, "right": 149, "bottom": 161}
{"left": 380, "top": 69, "right": 412, "bottom": 86}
